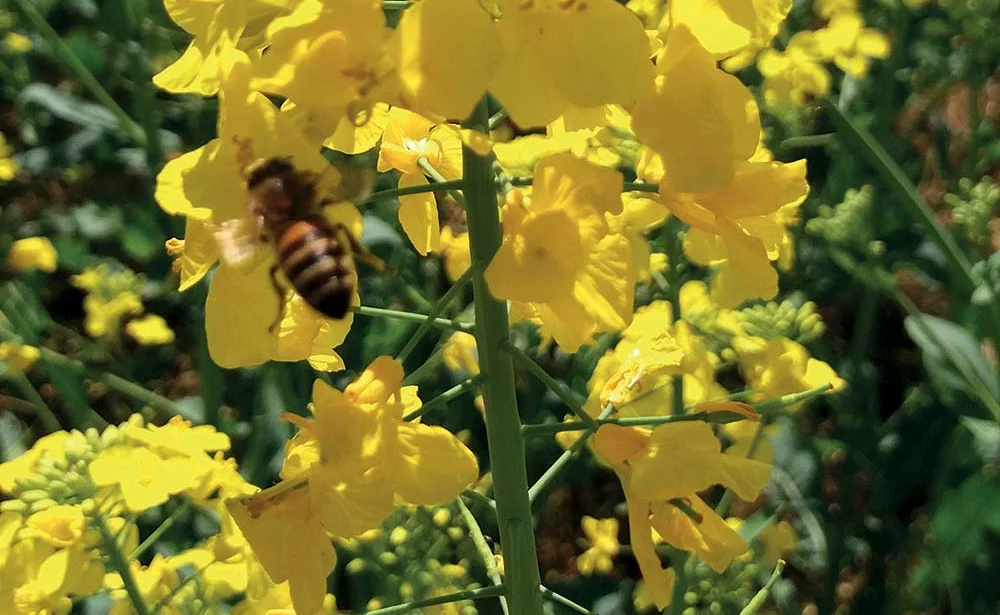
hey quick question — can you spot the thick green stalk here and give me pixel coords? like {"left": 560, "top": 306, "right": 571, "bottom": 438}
{"left": 463, "top": 97, "right": 544, "bottom": 615}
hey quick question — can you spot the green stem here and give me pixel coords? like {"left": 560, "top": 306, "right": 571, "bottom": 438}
{"left": 402, "top": 342, "right": 446, "bottom": 385}
{"left": 93, "top": 512, "right": 153, "bottom": 615}
{"left": 362, "top": 179, "right": 465, "bottom": 205}
{"left": 463, "top": 96, "right": 544, "bottom": 615}
{"left": 403, "top": 376, "right": 482, "bottom": 421}
{"left": 9, "top": 371, "right": 61, "bottom": 433}
{"left": 738, "top": 560, "right": 786, "bottom": 615}
{"left": 395, "top": 268, "right": 475, "bottom": 364}
{"left": 540, "top": 585, "right": 598, "bottom": 615}
{"left": 129, "top": 499, "right": 192, "bottom": 561}
{"left": 457, "top": 497, "right": 510, "bottom": 615}
{"left": 778, "top": 134, "right": 835, "bottom": 151}
{"left": 10, "top": 0, "right": 145, "bottom": 145}
{"left": 353, "top": 305, "right": 473, "bottom": 333}
{"left": 821, "top": 98, "right": 976, "bottom": 290}
{"left": 504, "top": 341, "right": 598, "bottom": 428}
{"left": 418, "top": 156, "right": 467, "bottom": 207}
{"left": 528, "top": 404, "right": 613, "bottom": 506}
{"left": 462, "top": 488, "right": 498, "bottom": 515}
{"left": 364, "top": 585, "right": 506, "bottom": 615}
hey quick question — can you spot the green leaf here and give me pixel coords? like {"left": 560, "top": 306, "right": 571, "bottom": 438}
{"left": 903, "top": 314, "right": 999, "bottom": 415}
{"left": 960, "top": 416, "right": 1000, "bottom": 462}
{"left": 19, "top": 83, "right": 119, "bottom": 131}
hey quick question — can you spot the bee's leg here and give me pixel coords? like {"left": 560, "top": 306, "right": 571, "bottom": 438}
{"left": 267, "top": 264, "right": 287, "bottom": 333}
{"left": 331, "top": 222, "right": 394, "bottom": 274}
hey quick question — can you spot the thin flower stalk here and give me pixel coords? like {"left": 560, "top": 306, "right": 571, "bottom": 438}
{"left": 463, "top": 96, "right": 545, "bottom": 615}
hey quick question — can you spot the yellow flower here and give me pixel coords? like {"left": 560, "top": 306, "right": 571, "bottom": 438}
{"left": 757, "top": 520, "right": 797, "bottom": 565}
{"left": 0, "top": 342, "right": 41, "bottom": 374}
{"left": 390, "top": 0, "right": 654, "bottom": 126}
{"left": 438, "top": 227, "right": 471, "bottom": 283}
{"left": 632, "top": 26, "right": 761, "bottom": 194}
{"left": 8, "top": 237, "right": 58, "bottom": 273}
{"left": 153, "top": 0, "right": 286, "bottom": 95}
{"left": 442, "top": 332, "right": 479, "bottom": 376}
{"left": 71, "top": 266, "right": 145, "bottom": 338}
{"left": 610, "top": 192, "right": 670, "bottom": 283}
{"left": 757, "top": 33, "right": 832, "bottom": 106}
{"left": 24, "top": 506, "right": 85, "bottom": 549}
{"left": 88, "top": 447, "right": 203, "bottom": 512}
{"left": 812, "top": 13, "right": 891, "bottom": 77}
{"left": 127, "top": 415, "right": 231, "bottom": 459}
{"left": 4, "top": 32, "right": 32, "bottom": 53}
{"left": 377, "top": 108, "right": 463, "bottom": 254}
{"left": 0, "top": 133, "right": 18, "bottom": 181}
{"left": 104, "top": 554, "right": 180, "bottom": 615}
{"left": 732, "top": 336, "right": 846, "bottom": 404}
{"left": 590, "top": 422, "right": 771, "bottom": 608}
{"left": 486, "top": 154, "right": 636, "bottom": 352}
{"left": 251, "top": 0, "right": 389, "bottom": 138}
{"left": 662, "top": 159, "right": 809, "bottom": 307}
{"left": 228, "top": 357, "right": 478, "bottom": 615}
{"left": 577, "top": 516, "right": 620, "bottom": 575}
{"left": 154, "top": 47, "right": 359, "bottom": 370}
{"left": 125, "top": 314, "right": 175, "bottom": 345}
{"left": 0, "top": 537, "right": 104, "bottom": 615}
{"left": 670, "top": 0, "right": 792, "bottom": 60}
{"left": 814, "top": 0, "right": 856, "bottom": 17}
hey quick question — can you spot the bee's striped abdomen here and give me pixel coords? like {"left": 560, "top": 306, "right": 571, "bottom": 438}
{"left": 275, "top": 216, "right": 355, "bottom": 320}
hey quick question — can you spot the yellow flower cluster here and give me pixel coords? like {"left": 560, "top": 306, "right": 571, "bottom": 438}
{"left": 227, "top": 356, "right": 478, "bottom": 614}
{"left": 70, "top": 265, "right": 174, "bottom": 345}
{"left": 757, "top": 0, "right": 891, "bottom": 105}
{"left": 0, "top": 417, "right": 316, "bottom": 615}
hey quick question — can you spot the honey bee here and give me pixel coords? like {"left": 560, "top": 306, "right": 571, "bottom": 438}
{"left": 216, "top": 142, "right": 377, "bottom": 331}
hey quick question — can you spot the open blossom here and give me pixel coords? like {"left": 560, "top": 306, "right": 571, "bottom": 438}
{"left": 577, "top": 516, "right": 621, "bottom": 575}
{"left": 389, "top": 0, "right": 653, "bottom": 125}
{"left": 486, "top": 153, "right": 636, "bottom": 351}
{"left": 154, "top": 47, "right": 358, "bottom": 369}
{"left": 376, "top": 108, "right": 463, "bottom": 254}
{"left": 8, "top": 237, "right": 58, "bottom": 273}
{"left": 591, "top": 420, "right": 772, "bottom": 609}
{"left": 227, "top": 357, "right": 478, "bottom": 615}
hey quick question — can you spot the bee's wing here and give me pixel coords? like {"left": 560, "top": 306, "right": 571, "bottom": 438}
{"left": 214, "top": 215, "right": 264, "bottom": 270}
{"left": 317, "top": 164, "right": 375, "bottom": 206}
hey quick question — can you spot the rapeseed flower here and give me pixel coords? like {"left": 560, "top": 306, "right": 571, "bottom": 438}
{"left": 125, "top": 314, "right": 175, "bottom": 346}
{"left": 71, "top": 266, "right": 145, "bottom": 338}
{"left": 391, "top": 0, "right": 653, "bottom": 126}
{"left": 88, "top": 447, "right": 202, "bottom": 512}
{"left": 812, "top": 13, "right": 891, "bottom": 77}
{"left": 632, "top": 26, "right": 761, "bottom": 194}
{"left": 670, "top": 0, "right": 792, "bottom": 61}
{"left": 591, "top": 421, "right": 771, "bottom": 608}
{"left": 154, "top": 47, "right": 358, "bottom": 369}
{"left": 437, "top": 227, "right": 471, "bottom": 282}
{"left": 228, "top": 357, "right": 478, "bottom": 615}
{"left": 0, "top": 535, "right": 103, "bottom": 615}
{"left": 8, "top": 237, "right": 57, "bottom": 273}
{"left": 442, "top": 332, "right": 479, "bottom": 376}
{"left": 732, "top": 336, "right": 845, "bottom": 404}
{"left": 486, "top": 154, "right": 636, "bottom": 352}
{"left": 758, "top": 33, "right": 832, "bottom": 106}
{"left": 577, "top": 516, "right": 620, "bottom": 575}
{"left": 377, "top": 108, "right": 463, "bottom": 254}
{"left": 0, "top": 341, "right": 41, "bottom": 374}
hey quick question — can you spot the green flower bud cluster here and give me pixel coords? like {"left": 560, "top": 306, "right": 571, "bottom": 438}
{"left": 739, "top": 299, "right": 826, "bottom": 344}
{"left": 0, "top": 420, "right": 132, "bottom": 515}
{"left": 339, "top": 502, "right": 481, "bottom": 614}
{"left": 971, "top": 252, "right": 1000, "bottom": 307}
{"left": 943, "top": 176, "right": 998, "bottom": 254}
{"left": 680, "top": 557, "right": 759, "bottom": 615}
{"left": 806, "top": 185, "right": 882, "bottom": 256}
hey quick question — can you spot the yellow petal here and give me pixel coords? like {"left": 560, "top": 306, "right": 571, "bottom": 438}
{"left": 389, "top": 0, "right": 502, "bottom": 118}
{"left": 391, "top": 422, "right": 479, "bottom": 505}
{"left": 711, "top": 220, "right": 778, "bottom": 307}
{"left": 309, "top": 468, "right": 395, "bottom": 536}
{"left": 324, "top": 103, "right": 391, "bottom": 154}
{"left": 398, "top": 173, "right": 441, "bottom": 255}
{"left": 226, "top": 484, "right": 334, "bottom": 615}
{"left": 649, "top": 497, "right": 748, "bottom": 572}
{"left": 205, "top": 263, "right": 280, "bottom": 368}
{"left": 490, "top": 20, "right": 570, "bottom": 127}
